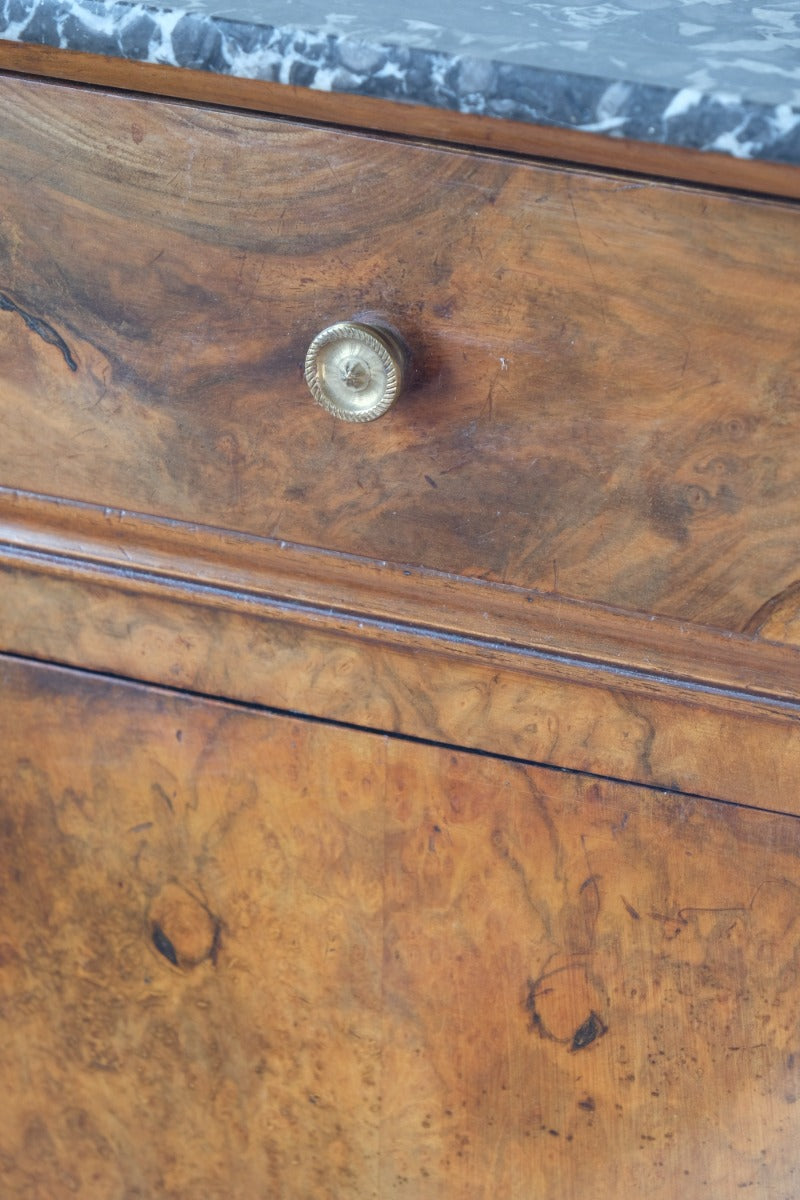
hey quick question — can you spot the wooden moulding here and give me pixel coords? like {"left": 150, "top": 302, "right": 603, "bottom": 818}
{"left": 1, "top": 488, "right": 800, "bottom": 814}
{"left": 1, "top": 41, "right": 800, "bottom": 201}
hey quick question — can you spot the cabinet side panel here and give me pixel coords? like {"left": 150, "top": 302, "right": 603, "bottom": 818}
{"left": 1, "top": 656, "right": 799, "bottom": 1197}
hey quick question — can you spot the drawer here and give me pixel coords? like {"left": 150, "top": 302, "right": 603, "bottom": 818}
{"left": 3, "top": 654, "right": 800, "bottom": 1198}
{"left": 1, "top": 75, "right": 799, "bottom": 635}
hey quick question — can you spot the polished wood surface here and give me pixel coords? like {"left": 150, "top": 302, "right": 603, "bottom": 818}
{"left": 2, "top": 487, "right": 799, "bottom": 700}
{"left": 2, "top": 41, "right": 800, "bottom": 201}
{"left": 3, "top": 489, "right": 800, "bottom": 813}
{"left": 745, "top": 579, "right": 800, "bottom": 647}
{"left": 1, "top": 57, "right": 799, "bottom": 1200}
{"left": 2, "top": 654, "right": 800, "bottom": 1198}
{"left": 2, "top": 75, "right": 800, "bottom": 635}
{"left": 7, "top": 544, "right": 800, "bottom": 818}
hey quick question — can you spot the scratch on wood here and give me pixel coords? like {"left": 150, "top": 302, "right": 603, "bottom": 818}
{"left": 567, "top": 193, "right": 607, "bottom": 325}
{"left": 677, "top": 903, "right": 747, "bottom": 922}
{"left": 0, "top": 291, "right": 77, "bottom": 371}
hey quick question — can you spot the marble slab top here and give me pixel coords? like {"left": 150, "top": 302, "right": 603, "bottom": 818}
{"left": 2, "top": 0, "right": 800, "bottom": 165}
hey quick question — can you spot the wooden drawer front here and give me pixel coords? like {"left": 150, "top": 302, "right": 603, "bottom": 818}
{"left": 2, "top": 654, "right": 800, "bottom": 1198}
{"left": 1, "top": 75, "right": 799, "bottom": 635}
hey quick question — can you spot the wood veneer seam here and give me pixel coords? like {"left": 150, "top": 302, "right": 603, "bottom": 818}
{"left": 3, "top": 646, "right": 797, "bottom": 823}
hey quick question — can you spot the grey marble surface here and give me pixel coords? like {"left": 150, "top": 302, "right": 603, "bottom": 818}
{"left": 2, "top": 0, "right": 800, "bottom": 164}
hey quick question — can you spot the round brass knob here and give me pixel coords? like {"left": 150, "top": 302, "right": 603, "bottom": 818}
{"left": 304, "top": 321, "right": 407, "bottom": 422}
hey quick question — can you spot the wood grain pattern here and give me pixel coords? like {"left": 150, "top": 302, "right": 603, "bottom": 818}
{"left": 2, "top": 486, "right": 800, "bottom": 701}
{"left": 0, "top": 657, "right": 384, "bottom": 1199}
{"left": 3, "top": 42, "right": 800, "bottom": 202}
{"left": 2, "top": 654, "right": 800, "bottom": 1198}
{"left": 6, "top": 550, "right": 800, "bottom": 817}
{"left": 745, "top": 580, "right": 800, "bottom": 647}
{"left": 2, "top": 75, "right": 800, "bottom": 634}
{"left": 3, "top": 491, "right": 800, "bottom": 812}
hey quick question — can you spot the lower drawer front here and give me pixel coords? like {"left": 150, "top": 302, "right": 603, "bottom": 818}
{"left": 1, "top": 655, "right": 798, "bottom": 1198}
{"left": 2, "top": 76, "right": 800, "bottom": 635}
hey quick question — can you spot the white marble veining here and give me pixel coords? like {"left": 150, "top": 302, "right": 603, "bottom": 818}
{"left": 2, "top": 0, "right": 799, "bottom": 164}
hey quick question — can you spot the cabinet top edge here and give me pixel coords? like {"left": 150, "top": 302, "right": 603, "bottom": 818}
{"left": 2, "top": 44, "right": 800, "bottom": 200}
{"left": 1, "top": 0, "right": 799, "bottom": 176}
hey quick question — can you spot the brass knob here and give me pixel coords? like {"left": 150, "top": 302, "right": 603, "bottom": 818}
{"left": 304, "top": 321, "right": 407, "bottom": 422}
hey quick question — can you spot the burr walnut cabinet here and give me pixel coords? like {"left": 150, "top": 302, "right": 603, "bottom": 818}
{"left": 1, "top": 48, "right": 800, "bottom": 1200}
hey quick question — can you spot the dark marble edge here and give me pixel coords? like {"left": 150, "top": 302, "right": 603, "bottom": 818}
{"left": 2, "top": 0, "right": 800, "bottom": 166}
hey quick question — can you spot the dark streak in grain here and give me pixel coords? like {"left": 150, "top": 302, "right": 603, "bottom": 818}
{"left": 571, "top": 1011, "right": 608, "bottom": 1052}
{"left": 151, "top": 922, "right": 178, "bottom": 966}
{"left": 0, "top": 291, "right": 78, "bottom": 371}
